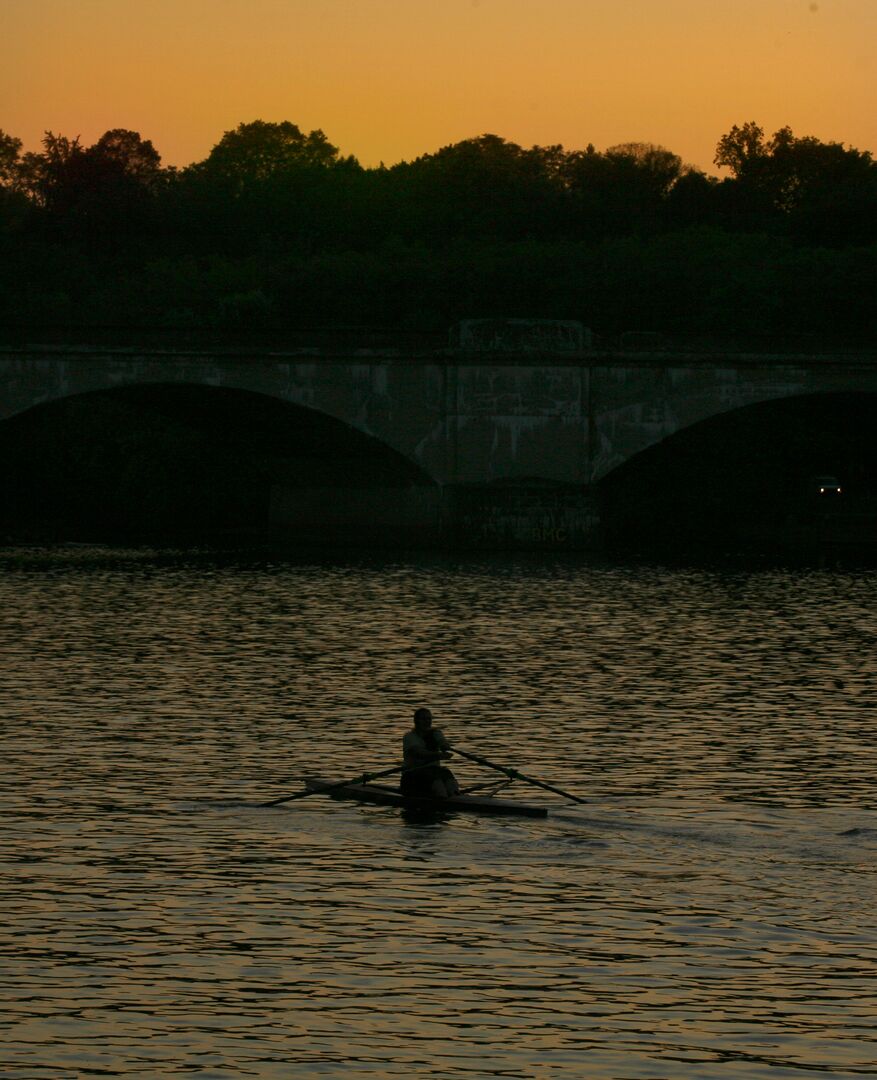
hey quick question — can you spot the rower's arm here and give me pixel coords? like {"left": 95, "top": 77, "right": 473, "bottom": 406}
{"left": 403, "top": 732, "right": 441, "bottom": 764}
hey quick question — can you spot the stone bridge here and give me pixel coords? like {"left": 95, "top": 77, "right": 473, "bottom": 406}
{"left": 2, "top": 332, "right": 876, "bottom": 546}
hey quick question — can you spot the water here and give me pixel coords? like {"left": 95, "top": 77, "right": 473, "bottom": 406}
{"left": 2, "top": 547, "right": 876, "bottom": 1078}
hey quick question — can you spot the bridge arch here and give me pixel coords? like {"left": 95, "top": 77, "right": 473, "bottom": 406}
{"left": 0, "top": 382, "right": 437, "bottom": 542}
{"left": 599, "top": 390, "right": 877, "bottom": 548}
{"left": 590, "top": 362, "right": 877, "bottom": 484}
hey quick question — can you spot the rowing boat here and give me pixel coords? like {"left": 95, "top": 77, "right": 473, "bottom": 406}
{"left": 304, "top": 777, "right": 548, "bottom": 817}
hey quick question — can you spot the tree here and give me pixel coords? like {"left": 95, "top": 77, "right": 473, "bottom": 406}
{"left": 175, "top": 120, "right": 363, "bottom": 254}
{"left": 767, "top": 127, "right": 874, "bottom": 206}
{"left": 604, "top": 142, "right": 685, "bottom": 197}
{"left": 91, "top": 129, "right": 162, "bottom": 185}
{"left": 0, "top": 129, "right": 23, "bottom": 187}
{"left": 714, "top": 121, "right": 877, "bottom": 240}
{"left": 664, "top": 169, "right": 720, "bottom": 228}
{"left": 391, "top": 134, "right": 564, "bottom": 241}
{"left": 18, "top": 132, "right": 82, "bottom": 209}
{"left": 713, "top": 121, "right": 768, "bottom": 178}
{"left": 561, "top": 141, "right": 688, "bottom": 237}
{"left": 0, "top": 129, "right": 32, "bottom": 234}
{"left": 19, "top": 129, "right": 167, "bottom": 242}
{"left": 198, "top": 120, "right": 348, "bottom": 187}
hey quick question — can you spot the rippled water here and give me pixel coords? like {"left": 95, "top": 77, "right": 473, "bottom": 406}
{"left": 2, "top": 547, "right": 876, "bottom": 1078}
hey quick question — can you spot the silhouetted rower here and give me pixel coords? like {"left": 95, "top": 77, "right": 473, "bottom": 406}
{"left": 401, "top": 707, "right": 459, "bottom": 798}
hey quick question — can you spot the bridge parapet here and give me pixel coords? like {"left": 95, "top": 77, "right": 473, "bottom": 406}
{"left": 450, "top": 319, "right": 591, "bottom": 354}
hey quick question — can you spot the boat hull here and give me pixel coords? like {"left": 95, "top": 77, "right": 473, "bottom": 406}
{"left": 304, "top": 777, "right": 548, "bottom": 817}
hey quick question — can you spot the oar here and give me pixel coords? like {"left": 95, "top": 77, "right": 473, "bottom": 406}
{"left": 260, "top": 761, "right": 433, "bottom": 808}
{"left": 450, "top": 746, "right": 588, "bottom": 805}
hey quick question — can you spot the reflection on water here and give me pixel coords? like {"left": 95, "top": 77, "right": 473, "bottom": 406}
{"left": 1, "top": 547, "right": 876, "bottom": 1077}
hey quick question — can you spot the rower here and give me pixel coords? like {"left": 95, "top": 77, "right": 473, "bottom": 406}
{"left": 401, "top": 707, "right": 460, "bottom": 798}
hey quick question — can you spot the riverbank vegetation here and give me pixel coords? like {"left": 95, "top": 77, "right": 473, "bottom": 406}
{"left": 0, "top": 120, "right": 874, "bottom": 345}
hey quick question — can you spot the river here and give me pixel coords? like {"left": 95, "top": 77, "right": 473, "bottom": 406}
{"left": 2, "top": 546, "right": 876, "bottom": 1078}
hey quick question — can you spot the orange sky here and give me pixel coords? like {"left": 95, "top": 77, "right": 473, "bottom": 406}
{"left": 3, "top": 0, "right": 875, "bottom": 173}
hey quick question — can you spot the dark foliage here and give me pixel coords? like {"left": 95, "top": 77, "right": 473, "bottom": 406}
{"left": 0, "top": 119, "right": 874, "bottom": 344}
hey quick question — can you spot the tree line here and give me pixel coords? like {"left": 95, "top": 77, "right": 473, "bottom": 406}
{"left": 0, "top": 120, "right": 874, "bottom": 343}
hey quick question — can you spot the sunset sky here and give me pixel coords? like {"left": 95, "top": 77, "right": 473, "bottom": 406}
{"left": 3, "top": 0, "right": 875, "bottom": 174}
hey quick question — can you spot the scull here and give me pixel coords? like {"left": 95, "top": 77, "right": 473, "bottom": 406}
{"left": 303, "top": 776, "right": 549, "bottom": 817}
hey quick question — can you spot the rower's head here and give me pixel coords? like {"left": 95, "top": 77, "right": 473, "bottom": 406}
{"left": 414, "top": 707, "right": 433, "bottom": 732}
